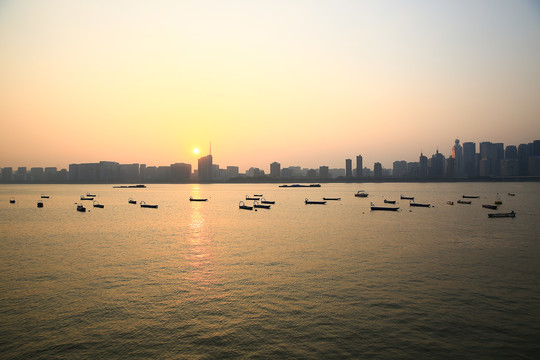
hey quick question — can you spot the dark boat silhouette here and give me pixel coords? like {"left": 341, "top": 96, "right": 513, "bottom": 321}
{"left": 488, "top": 211, "right": 515, "bottom": 218}
{"left": 128, "top": 198, "right": 137, "bottom": 204}
{"left": 9, "top": 197, "right": 15, "bottom": 204}
{"left": 260, "top": 198, "right": 275, "bottom": 204}
{"left": 323, "top": 197, "right": 341, "bottom": 201}
{"left": 77, "top": 203, "right": 86, "bottom": 212}
{"left": 246, "top": 195, "right": 261, "bottom": 200}
{"left": 37, "top": 200, "right": 44, "bottom": 208}
{"left": 189, "top": 196, "right": 208, "bottom": 202}
{"left": 384, "top": 199, "right": 396, "bottom": 204}
{"left": 457, "top": 200, "right": 471, "bottom": 204}
{"left": 140, "top": 201, "right": 158, "bottom": 208}
{"left": 400, "top": 194, "right": 414, "bottom": 200}
{"left": 463, "top": 195, "right": 480, "bottom": 199}
{"left": 370, "top": 202, "right": 399, "bottom": 211}
{"left": 355, "top": 191, "right": 368, "bottom": 198}
{"left": 482, "top": 204, "right": 498, "bottom": 210}
{"left": 41, "top": 194, "right": 49, "bottom": 199}
{"left": 305, "top": 198, "right": 326, "bottom": 205}
{"left": 253, "top": 200, "right": 271, "bottom": 209}
{"left": 93, "top": 200, "right": 104, "bottom": 208}
{"left": 81, "top": 195, "right": 95, "bottom": 200}
{"left": 279, "top": 184, "right": 320, "bottom": 188}
{"left": 113, "top": 184, "right": 146, "bottom": 188}
{"left": 409, "top": 201, "right": 430, "bottom": 207}
{"left": 239, "top": 201, "right": 253, "bottom": 210}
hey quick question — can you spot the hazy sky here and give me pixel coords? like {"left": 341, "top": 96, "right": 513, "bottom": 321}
{"left": 1, "top": 0, "right": 539, "bottom": 171}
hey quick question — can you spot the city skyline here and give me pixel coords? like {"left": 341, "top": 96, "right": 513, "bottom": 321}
{"left": 1, "top": 1, "right": 539, "bottom": 170}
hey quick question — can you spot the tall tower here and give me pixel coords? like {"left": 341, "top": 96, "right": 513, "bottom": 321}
{"left": 356, "top": 155, "right": 363, "bottom": 178}
{"left": 463, "top": 142, "right": 476, "bottom": 178}
{"left": 452, "top": 139, "right": 464, "bottom": 178}
{"left": 345, "top": 159, "right": 352, "bottom": 178}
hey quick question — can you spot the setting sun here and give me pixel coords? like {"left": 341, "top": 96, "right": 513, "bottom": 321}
{"left": 193, "top": 148, "right": 200, "bottom": 155}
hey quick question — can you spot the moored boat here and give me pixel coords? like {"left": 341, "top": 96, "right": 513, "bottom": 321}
{"left": 77, "top": 203, "right": 86, "bottom": 212}
{"left": 410, "top": 202, "right": 430, "bottom": 207}
{"left": 482, "top": 204, "right": 498, "bottom": 210}
{"left": 93, "top": 200, "right": 104, "bottom": 208}
{"left": 128, "top": 198, "right": 137, "bottom": 204}
{"left": 384, "top": 199, "right": 396, "bottom": 204}
{"left": 370, "top": 202, "right": 399, "bottom": 211}
{"left": 508, "top": 193, "right": 515, "bottom": 196}
{"left": 462, "top": 195, "right": 480, "bottom": 199}
{"left": 488, "top": 211, "right": 515, "bottom": 218}
{"left": 305, "top": 198, "right": 326, "bottom": 205}
{"left": 260, "top": 198, "right": 275, "bottom": 204}
{"left": 86, "top": 192, "right": 96, "bottom": 197}
{"left": 37, "top": 200, "right": 44, "bottom": 208}
{"left": 41, "top": 194, "right": 49, "bottom": 199}
{"left": 447, "top": 201, "right": 454, "bottom": 205}
{"left": 81, "top": 195, "right": 95, "bottom": 200}
{"left": 400, "top": 194, "right": 414, "bottom": 200}
{"left": 355, "top": 191, "right": 368, "bottom": 198}
{"left": 246, "top": 195, "right": 260, "bottom": 201}
{"left": 189, "top": 196, "right": 208, "bottom": 202}
{"left": 253, "top": 200, "right": 271, "bottom": 209}
{"left": 239, "top": 201, "right": 253, "bottom": 210}
{"left": 113, "top": 184, "right": 147, "bottom": 188}
{"left": 9, "top": 197, "right": 15, "bottom": 204}
{"left": 323, "top": 197, "right": 341, "bottom": 201}
{"left": 140, "top": 201, "right": 158, "bottom": 208}
{"left": 457, "top": 200, "right": 471, "bottom": 204}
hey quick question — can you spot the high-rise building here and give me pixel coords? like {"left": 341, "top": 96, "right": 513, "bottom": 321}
{"left": 319, "top": 166, "right": 329, "bottom": 178}
{"left": 373, "top": 162, "right": 382, "bottom": 178}
{"left": 452, "top": 139, "right": 464, "bottom": 177}
{"left": 505, "top": 145, "right": 518, "bottom": 160}
{"left": 198, "top": 155, "right": 213, "bottom": 181}
{"left": 227, "top": 166, "right": 239, "bottom": 179}
{"left": 345, "top": 159, "right": 352, "bottom": 178}
{"left": 428, "top": 150, "right": 445, "bottom": 178}
{"left": 99, "top": 161, "right": 120, "bottom": 182}
{"left": 393, "top": 161, "right": 407, "bottom": 178}
{"left": 419, "top": 153, "right": 428, "bottom": 177}
{"left": 1, "top": 167, "right": 13, "bottom": 182}
{"left": 463, "top": 142, "right": 476, "bottom": 178}
{"left": 44, "top": 167, "right": 58, "bottom": 182}
{"left": 356, "top": 155, "right": 363, "bottom": 178}
{"left": 171, "top": 163, "right": 191, "bottom": 182}
{"left": 270, "top": 162, "right": 281, "bottom": 178}
{"left": 518, "top": 144, "right": 529, "bottom": 176}
{"left": 30, "top": 167, "right": 44, "bottom": 182}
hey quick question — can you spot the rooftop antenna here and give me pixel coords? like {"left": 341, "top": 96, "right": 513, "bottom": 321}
{"left": 209, "top": 141, "right": 212, "bottom": 156}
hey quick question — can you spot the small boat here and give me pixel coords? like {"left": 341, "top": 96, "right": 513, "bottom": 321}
{"left": 261, "top": 198, "right": 275, "bottom": 204}
{"left": 279, "top": 184, "right": 321, "bottom": 188}
{"left": 37, "top": 200, "right": 44, "bottom": 208}
{"left": 80, "top": 195, "right": 95, "bottom": 200}
{"left": 93, "top": 200, "right": 104, "bottom": 208}
{"left": 305, "top": 198, "right": 326, "bottom": 205}
{"left": 189, "top": 196, "right": 208, "bottom": 202}
{"left": 384, "top": 199, "right": 396, "bottom": 204}
{"left": 140, "top": 201, "right": 158, "bottom": 208}
{"left": 410, "top": 202, "right": 430, "bottom": 207}
{"left": 482, "top": 204, "right": 498, "bottom": 210}
{"left": 494, "top": 193, "right": 502, "bottom": 205}
{"left": 128, "top": 198, "right": 137, "bottom": 204}
{"left": 488, "top": 211, "right": 515, "bottom": 218}
{"left": 41, "top": 194, "right": 49, "bottom": 199}
{"left": 239, "top": 201, "right": 253, "bottom": 210}
{"left": 254, "top": 194, "right": 263, "bottom": 197}
{"left": 246, "top": 195, "right": 260, "bottom": 200}
{"left": 253, "top": 200, "right": 271, "bottom": 209}
{"left": 400, "top": 194, "right": 414, "bottom": 200}
{"left": 86, "top": 193, "right": 97, "bottom": 197}
{"left": 457, "top": 200, "right": 471, "bottom": 204}
{"left": 370, "top": 202, "right": 399, "bottom": 211}
{"left": 447, "top": 201, "right": 454, "bottom": 205}
{"left": 9, "top": 197, "right": 15, "bottom": 204}
{"left": 508, "top": 193, "right": 515, "bottom": 196}
{"left": 355, "top": 191, "right": 368, "bottom": 198}
{"left": 462, "top": 195, "right": 480, "bottom": 199}
{"left": 323, "top": 197, "right": 341, "bottom": 201}
{"left": 76, "top": 203, "right": 86, "bottom": 212}
{"left": 113, "top": 184, "right": 147, "bottom": 188}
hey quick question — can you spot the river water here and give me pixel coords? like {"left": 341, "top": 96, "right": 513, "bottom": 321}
{"left": 1, "top": 182, "right": 539, "bottom": 359}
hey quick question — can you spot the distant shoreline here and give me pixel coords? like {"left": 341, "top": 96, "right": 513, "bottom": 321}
{"left": 2, "top": 176, "right": 540, "bottom": 185}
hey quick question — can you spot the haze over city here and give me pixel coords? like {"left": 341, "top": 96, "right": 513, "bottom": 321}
{"left": 1, "top": 0, "right": 539, "bottom": 171}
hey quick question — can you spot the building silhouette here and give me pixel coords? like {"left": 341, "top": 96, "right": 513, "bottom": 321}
{"left": 452, "top": 139, "right": 464, "bottom": 177}
{"left": 356, "top": 155, "right": 363, "bottom": 178}
{"left": 270, "top": 162, "right": 281, "bottom": 178}
{"left": 345, "top": 159, "right": 352, "bottom": 178}
{"left": 198, "top": 155, "right": 213, "bottom": 181}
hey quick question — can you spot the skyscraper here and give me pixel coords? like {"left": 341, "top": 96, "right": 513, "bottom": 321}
{"left": 270, "top": 162, "right": 281, "bottom": 178}
{"left": 419, "top": 153, "right": 428, "bottom": 177}
{"left": 373, "top": 162, "right": 382, "bottom": 178}
{"left": 345, "top": 159, "right": 352, "bottom": 178}
{"left": 463, "top": 142, "right": 476, "bottom": 178}
{"left": 356, "top": 155, "right": 363, "bottom": 178}
{"left": 198, "top": 155, "right": 213, "bottom": 181}
{"left": 452, "top": 139, "right": 464, "bottom": 177}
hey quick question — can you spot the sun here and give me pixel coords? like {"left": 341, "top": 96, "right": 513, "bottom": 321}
{"left": 193, "top": 148, "right": 200, "bottom": 155}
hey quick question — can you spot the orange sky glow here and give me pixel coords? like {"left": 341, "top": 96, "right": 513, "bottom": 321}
{"left": 1, "top": 0, "right": 539, "bottom": 172}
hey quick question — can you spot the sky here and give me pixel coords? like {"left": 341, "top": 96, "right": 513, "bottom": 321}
{"left": 1, "top": 0, "right": 539, "bottom": 172}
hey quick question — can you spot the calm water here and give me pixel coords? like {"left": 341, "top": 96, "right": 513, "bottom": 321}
{"left": 1, "top": 182, "right": 539, "bottom": 359}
